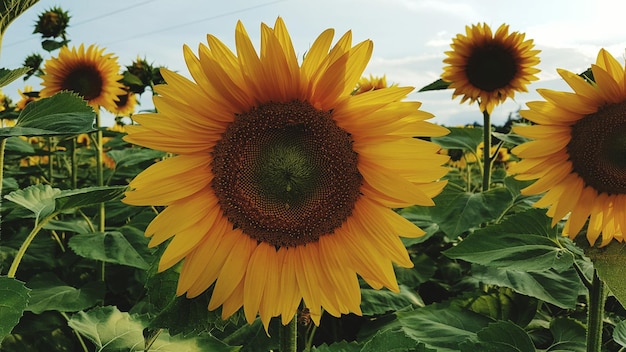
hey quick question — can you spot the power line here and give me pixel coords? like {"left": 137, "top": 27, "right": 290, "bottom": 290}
{"left": 103, "top": 0, "right": 286, "bottom": 45}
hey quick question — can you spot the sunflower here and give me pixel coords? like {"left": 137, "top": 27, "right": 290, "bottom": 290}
{"left": 441, "top": 148, "right": 477, "bottom": 169}
{"left": 15, "top": 85, "right": 39, "bottom": 111}
{"left": 40, "top": 44, "right": 125, "bottom": 111}
{"left": 354, "top": 74, "right": 394, "bottom": 94}
{"left": 442, "top": 23, "right": 541, "bottom": 114}
{"left": 511, "top": 49, "right": 626, "bottom": 247}
{"left": 123, "top": 18, "right": 449, "bottom": 329}
{"left": 108, "top": 87, "right": 137, "bottom": 116}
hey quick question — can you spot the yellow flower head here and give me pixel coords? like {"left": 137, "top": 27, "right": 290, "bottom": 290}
{"left": 40, "top": 44, "right": 126, "bottom": 111}
{"left": 15, "top": 85, "right": 39, "bottom": 111}
{"left": 123, "top": 18, "right": 449, "bottom": 329}
{"left": 108, "top": 88, "right": 137, "bottom": 117}
{"left": 511, "top": 49, "right": 626, "bottom": 247}
{"left": 442, "top": 23, "right": 541, "bottom": 114}
{"left": 354, "top": 74, "right": 394, "bottom": 94}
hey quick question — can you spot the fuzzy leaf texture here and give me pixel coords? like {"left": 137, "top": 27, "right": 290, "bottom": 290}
{"left": 0, "top": 67, "right": 30, "bottom": 87}
{"left": 25, "top": 274, "right": 104, "bottom": 314}
{"left": 0, "top": 276, "right": 31, "bottom": 343}
{"left": 0, "top": 92, "right": 95, "bottom": 137}
{"left": 67, "top": 306, "right": 241, "bottom": 352}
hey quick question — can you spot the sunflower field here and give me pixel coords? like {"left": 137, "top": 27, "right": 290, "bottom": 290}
{"left": 2, "top": 2, "right": 626, "bottom": 352}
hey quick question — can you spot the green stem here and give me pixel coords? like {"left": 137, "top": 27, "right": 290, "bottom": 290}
{"left": 71, "top": 137, "right": 78, "bottom": 189}
{"left": 587, "top": 270, "right": 606, "bottom": 352}
{"left": 7, "top": 212, "right": 57, "bottom": 278}
{"left": 482, "top": 109, "right": 492, "bottom": 192}
{"left": 60, "top": 312, "right": 89, "bottom": 352}
{"left": 0, "top": 137, "right": 6, "bottom": 197}
{"left": 279, "top": 315, "right": 297, "bottom": 352}
{"left": 95, "top": 112, "right": 106, "bottom": 281}
{"left": 47, "top": 137, "right": 54, "bottom": 185}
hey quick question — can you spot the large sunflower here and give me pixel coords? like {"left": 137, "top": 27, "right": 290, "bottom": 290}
{"left": 123, "top": 18, "right": 449, "bottom": 329}
{"left": 40, "top": 44, "right": 125, "bottom": 111}
{"left": 442, "top": 23, "right": 541, "bottom": 114}
{"left": 511, "top": 49, "right": 626, "bottom": 247}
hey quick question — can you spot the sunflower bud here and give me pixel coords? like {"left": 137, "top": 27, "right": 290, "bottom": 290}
{"left": 33, "top": 7, "right": 70, "bottom": 38}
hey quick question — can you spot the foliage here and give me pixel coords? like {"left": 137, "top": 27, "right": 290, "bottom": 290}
{"left": 1, "top": 4, "right": 625, "bottom": 352}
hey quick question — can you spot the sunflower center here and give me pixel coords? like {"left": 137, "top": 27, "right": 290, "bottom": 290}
{"left": 61, "top": 65, "right": 103, "bottom": 100}
{"left": 466, "top": 44, "right": 518, "bottom": 91}
{"left": 567, "top": 101, "right": 626, "bottom": 195}
{"left": 211, "top": 100, "right": 363, "bottom": 248}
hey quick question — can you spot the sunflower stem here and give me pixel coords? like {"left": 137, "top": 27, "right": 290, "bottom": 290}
{"left": 482, "top": 109, "right": 492, "bottom": 191}
{"left": 0, "top": 137, "right": 6, "bottom": 198}
{"left": 71, "top": 136, "right": 78, "bottom": 189}
{"left": 95, "top": 111, "right": 106, "bottom": 282}
{"left": 586, "top": 269, "right": 606, "bottom": 352}
{"left": 279, "top": 315, "right": 297, "bottom": 352}
{"left": 7, "top": 212, "right": 56, "bottom": 278}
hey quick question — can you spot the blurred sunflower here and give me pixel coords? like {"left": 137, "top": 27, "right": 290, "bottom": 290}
{"left": 511, "top": 49, "right": 626, "bottom": 246}
{"left": 441, "top": 148, "right": 477, "bottom": 169}
{"left": 108, "top": 88, "right": 137, "bottom": 117}
{"left": 123, "top": 18, "right": 449, "bottom": 329}
{"left": 354, "top": 74, "right": 394, "bottom": 94}
{"left": 15, "top": 85, "right": 39, "bottom": 111}
{"left": 442, "top": 23, "right": 540, "bottom": 114}
{"left": 40, "top": 44, "right": 125, "bottom": 111}
{"left": 476, "top": 142, "right": 510, "bottom": 165}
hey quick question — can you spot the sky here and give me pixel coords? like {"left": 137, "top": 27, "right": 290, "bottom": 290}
{"left": 2, "top": 0, "right": 626, "bottom": 127}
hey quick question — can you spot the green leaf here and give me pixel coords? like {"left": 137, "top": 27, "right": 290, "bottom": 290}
{"left": 471, "top": 264, "right": 582, "bottom": 309}
{"left": 311, "top": 341, "right": 362, "bottom": 352}
{"left": 361, "top": 285, "right": 423, "bottom": 315}
{"left": 547, "top": 318, "right": 586, "bottom": 351}
{"left": 361, "top": 328, "right": 436, "bottom": 352}
{"left": 4, "top": 136, "right": 35, "bottom": 154}
{"left": 0, "top": 0, "right": 39, "bottom": 36}
{"left": 614, "top": 320, "right": 626, "bottom": 348}
{"left": 107, "top": 148, "right": 164, "bottom": 168}
{"left": 0, "top": 276, "right": 31, "bottom": 343}
{"left": 431, "top": 183, "right": 513, "bottom": 238}
{"left": 53, "top": 185, "right": 126, "bottom": 211}
{"left": 4, "top": 184, "right": 62, "bottom": 221}
{"left": 432, "top": 127, "right": 484, "bottom": 152}
{"left": 0, "top": 67, "right": 31, "bottom": 88}
{"left": 577, "top": 239, "right": 626, "bottom": 308}
{"left": 459, "top": 320, "right": 536, "bottom": 352}
{"left": 444, "top": 208, "right": 573, "bottom": 272}
{"left": 25, "top": 274, "right": 104, "bottom": 314}
{"left": 68, "top": 231, "right": 150, "bottom": 269}
{"left": 454, "top": 288, "right": 537, "bottom": 327}
{"left": 0, "top": 92, "right": 95, "bottom": 137}
{"left": 492, "top": 131, "right": 530, "bottom": 147}
{"left": 41, "top": 39, "right": 67, "bottom": 52}
{"left": 396, "top": 303, "right": 493, "bottom": 351}
{"left": 68, "top": 306, "right": 240, "bottom": 352}
{"left": 418, "top": 78, "right": 450, "bottom": 92}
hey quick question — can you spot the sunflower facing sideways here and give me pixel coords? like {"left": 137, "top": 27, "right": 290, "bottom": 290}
{"left": 123, "top": 18, "right": 449, "bottom": 329}
{"left": 442, "top": 23, "right": 540, "bottom": 114}
{"left": 511, "top": 49, "right": 626, "bottom": 247}
{"left": 40, "top": 44, "right": 125, "bottom": 111}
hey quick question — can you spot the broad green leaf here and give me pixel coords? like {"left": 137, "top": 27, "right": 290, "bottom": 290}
{"left": 43, "top": 218, "right": 93, "bottom": 234}
{"left": 432, "top": 127, "right": 484, "bottom": 152}
{"left": 361, "top": 285, "right": 423, "bottom": 315}
{"left": 444, "top": 208, "right": 573, "bottom": 272}
{"left": 577, "top": 239, "right": 626, "bottom": 308}
{"left": 361, "top": 328, "right": 436, "bottom": 352}
{"left": 25, "top": 274, "right": 103, "bottom": 314}
{"left": 107, "top": 148, "right": 164, "bottom": 168}
{"left": 68, "top": 231, "right": 150, "bottom": 269}
{"left": 395, "top": 253, "right": 437, "bottom": 288}
{"left": 41, "top": 39, "right": 67, "bottom": 52}
{"left": 68, "top": 306, "right": 240, "bottom": 352}
{"left": 471, "top": 264, "right": 582, "bottom": 309}
{"left": 454, "top": 288, "right": 537, "bottom": 328}
{"left": 0, "top": 0, "right": 39, "bottom": 36}
{"left": 4, "top": 184, "right": 62, "bottom": 221}
{"left": 396, "top": 303, "right": 493, "bottom": 351}
{"left": 220, "top": 318, "right": 276, "bottom": 352}
{"left": 547, "top": 318, "right": 586, "bottom": 352}
{"left": 418, "top": 78, "right": 450, "bottom": 92}
{"left": 4, "top": 136, "right": 35, "bottom": 154}
{"left": 492, "top": 131, "right": 530, "bottom": 147}
{"left": 614, "top": 320, "right": 626, "bottom": 348}
{"left": 53, "top": 185, "right": 126, "bottom": 212}
{"left": 0, "top": 92, "right": 95, "bottom": 137}
{"left": 459, "top": 320, "right": 536, "bottom": 352}
{"left": 311, "top": 341, "right": 362, "bottom": 352}
{"left": 0, "top": 276, "right": 31, "bottom": 343}
{"left": 0, "top": 67, "right": 30, "bottom": 88}
{"left": 431, "top": 183, "right": 513, "bottom": 238}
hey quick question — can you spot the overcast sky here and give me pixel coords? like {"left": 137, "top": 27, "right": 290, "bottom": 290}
{"left": 2, "top": 0, "right": 626, "bottom": 127}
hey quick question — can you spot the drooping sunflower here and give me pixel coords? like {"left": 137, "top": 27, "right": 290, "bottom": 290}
{"left": 123, "top": 18, "right": 449, "bottom": 329}
{"left": 442, "top": 23, "right": 541, "bottom": 114}
{"left": 511, "top": 49, "right": 626, "bottom": 247}
{"left": 40, "top": 44, "right": 125, "bottom": 111}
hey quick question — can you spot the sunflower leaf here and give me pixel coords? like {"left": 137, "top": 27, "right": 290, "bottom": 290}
{"left": 432, "top": 127, "right": 484, "bottom": 152}
{"left": 458, "top": 320, "right": 536, "bottom": 352}
{"left": 361, "top": 328, "right": 436, "bottom": 352}
{"left": 548, "top": 318, "right": 586, "bottom": 351}
{"left": 68, "top": 231, "right": 150, "bottom": 270}
{"left": 443, "top": 208, "right": 573, "bottom": 272}
{"left": 67, "top": 306, "right": 240, "bottom": 351}
{"left": 25, "top": 274, "right": 104, "bottom": 314}
{"left": 0, "top": 0, "right": 39, "bottom": 36}
{"left": 360, "top": 285, "right": 423, "bottom": 316}
{"left": 418, "top": 78, "right": 450, "bottom": 92}
{"left": 0, "top": 276, "right": 31, "bottom": 343}
{"left": 0, "top": 92, "right": 95, "bottom": 137}
{"left": 310, "top": 341, "right": 362, "bottom": 352}
{"left": 0, "top": 67, "right": 31, "bottom": 87}
{"left": 578, "top": 239, "right": 626, "bottom": 308}
{"left": 4, "top": 184, "right": 62, "bottom": 222}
